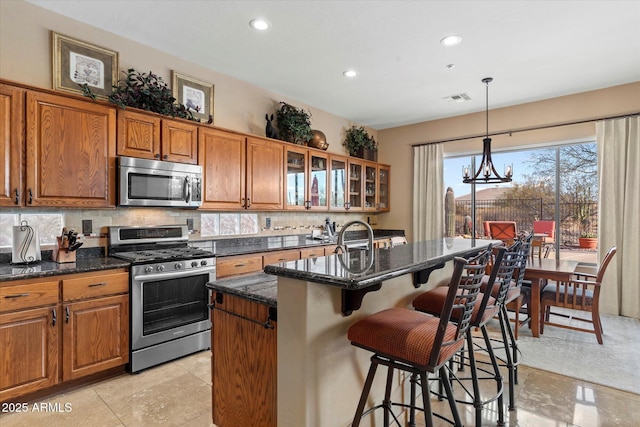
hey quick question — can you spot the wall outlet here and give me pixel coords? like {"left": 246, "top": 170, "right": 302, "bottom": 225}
{"left": 82, "top": 219, "right": 92, "bottom": 235}
{"left": 265, "top": 218, "right": 271, "bottom": 229}
{"left": 186, "top": 218, "right": 194, "bottom": 231}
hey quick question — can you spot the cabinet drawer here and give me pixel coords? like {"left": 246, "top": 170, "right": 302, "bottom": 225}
{"left": 324, "top": 245, "right": 338, "bottom": 255}
{"left": 300, "top": 247, "right": 325, "bottom": 259}
{"left": 0, "top": 281, "right": 59, "bottom": 313}
{"left": 216, "top": 254, "right": 263, "bottom": 278}
{"left": 62, "top": 271, "right": 129, "bottom": 301}
{"left": 262, "top": 249, "right": 301, "bottom": 267}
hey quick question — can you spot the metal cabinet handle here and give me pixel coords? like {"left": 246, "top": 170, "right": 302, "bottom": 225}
{"left": 163, "top": 154, "right": 168, "bottom": 160}
{"left": 241, "top": 197, "right": 246, "bottom": 208}
{"left": 154, "top": 153, "right": 161, "bottom": 159}
{"left": 52, "top": 308, "right": 57, "bottom": 326}
{"left": 234, "top": 263, "right": 246, "bottom": 267}
{"left": 14, "top": 188, "right": 19, "bottom": 204}
{"left": 4, "top": 293, "right": 29, "bottom": 299}
{"left": 28, "top": 188, "right": 33, "bottom": 204}
{"left": 246, "top": 198, "right": 250, "bottom": 208}
{"left": 65, "top": 306, "right": 70, "bottom": 323}
{"left": 88, "top": 282, "right": 107, "bottom": 287}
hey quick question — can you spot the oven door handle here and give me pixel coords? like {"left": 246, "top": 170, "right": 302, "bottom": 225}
{"left": 133, "top": 266, "right": 216, "bottom": 281}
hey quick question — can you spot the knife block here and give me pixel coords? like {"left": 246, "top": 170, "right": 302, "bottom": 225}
{"left": 53, "top": 236, "right": 76, "bottom": 263}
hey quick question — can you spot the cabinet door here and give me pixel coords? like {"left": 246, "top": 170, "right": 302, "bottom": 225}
{"left": 363, "top": 162, "right": 378, "bottom": 212}
{"left": 25, "top": 91, "right": 116, "bottom": 207}
{"left": 161, "top": 119, "right": 198, "bottom": 164}
{"left": 348, "top": 160, "right": 363, "bottom": 211}
{"left": 0, "top": 84, "right": 25, "bottom": 207}
{"left": 212, "top": 294, "right": 276, "bottom": 427}
{"left": 62, "top": 294, "right": 129, "bottom": 381}
{"left": 0, "top": 306, "right": 59, "bottom": 402}
{"left": 308, "top": 151, "right": 329, "bottom": 210}
{"left": 116, "top": 109, "right": 161, "bottom": 160}
{"left": 377, "top": 164, "right": 390, "bottom": 212}
{"left": 246, "top": 137, "right": 283, "bottom": 210}
{"left": 198, "top": 127, "right": 246, "bottom": 210}
{"left": 329, "top": 155, "right": 347, "bottom": 211}
{"left": 284, "top": 146, "right": 307, "bottom": 210}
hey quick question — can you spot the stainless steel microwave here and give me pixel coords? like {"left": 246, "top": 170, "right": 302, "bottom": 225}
{"left": 119, "top": 156, "right": 203, "bottom": 208}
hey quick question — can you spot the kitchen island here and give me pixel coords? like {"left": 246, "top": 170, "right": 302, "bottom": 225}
{"left": 209, "top": 238, "right": 496, "bottom": 427}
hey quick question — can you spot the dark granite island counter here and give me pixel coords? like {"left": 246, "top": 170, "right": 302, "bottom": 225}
{"left": 262, "top": 238, "right": 496, "bottom": 427}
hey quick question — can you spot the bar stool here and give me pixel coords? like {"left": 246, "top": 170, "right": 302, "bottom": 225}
{"left": 412, "top": 246, "right": 513, "bottom": 426}
{"left": 348, "top": 250, "right": 490, "bottom": 427}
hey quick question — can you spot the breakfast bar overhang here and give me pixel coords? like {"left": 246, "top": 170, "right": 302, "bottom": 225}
{"left": 263, "top": 238, "right": 497, "bottom": 427}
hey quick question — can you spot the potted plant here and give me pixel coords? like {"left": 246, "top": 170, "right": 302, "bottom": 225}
{"left": 343, "top": 125, "right": 378, "bottom": 160}
{"left": 275, "top": 102, "right": 313, "bottom": 145}
{"left": 80, "top": 68, "right": 206, "bottom": 122}
{"left": 579, "top": 232, "right": 598, "bottom": 249}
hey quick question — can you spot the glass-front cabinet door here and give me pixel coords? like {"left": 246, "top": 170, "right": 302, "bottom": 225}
{"left": 308, "top": 152, "right": 329, "bottom": 210}
{"left": 364, "top": 162, "right": 377, "bottom": 212}
{"left": 348, "top": 160, "right": 363, "bottom": 211}
{"left": 377, "top": 164, "right": 390, "bottom": 212}
{"left": 285, "top": 147, "right": 307, "bottom": 209}
{"left": 329, "top": 156, "right": 347, "bottom": 210}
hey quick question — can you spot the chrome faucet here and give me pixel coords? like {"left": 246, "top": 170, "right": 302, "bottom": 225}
{"left": 334, "top": 220, "right": 374, "bottom": 254}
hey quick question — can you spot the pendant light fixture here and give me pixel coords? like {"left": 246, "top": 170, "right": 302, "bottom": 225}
{"left": 463, "top": 77, "right": 513, "bottom": 184}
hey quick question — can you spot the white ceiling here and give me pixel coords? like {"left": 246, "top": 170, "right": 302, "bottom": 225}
{"left": 27, "top": 0, "right": 640, "bottom": 130}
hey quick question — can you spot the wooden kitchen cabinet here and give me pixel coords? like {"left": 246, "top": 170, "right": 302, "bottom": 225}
{"left": 117, "top": 109, "right": 198, "bottom": 164}
{"left": 299, "top": 247, "right": 325, "bottom": 259}
{"left": 0, "top": 278, "right": 59, "bottom": 402}
{"left": 284, "top": 146, "right": 329, "bottom": 210}
{"left": 348, "top": 159, "right": 364, "bottom": 211}
{"left": 0, "top": 83, "right": 25, "bottom": 207}
{"left": 25, "top": 90, "right": 116, "bottom": 207}
{"left": 262, "top": 249, "right": 301, "bottom": 266}
{"left": 329, "top": 155, "right": 348, "bottom": 211}
{"left": 216, "top": 254, "right": 264, "bottom": 278}
{"left": 0, "top": 268, "right": 129, "bottom": 402}
{"left": 199, "top": 128, "right": 283, "bottom": 210}
{"left": 363, "top": 162, "right": 390, "bottom": 212}
{"left": 211, "top": 292, "right": 276, "bottom": 427}
{"left": 61, "top": 270, "right": 129, "bottom": 381}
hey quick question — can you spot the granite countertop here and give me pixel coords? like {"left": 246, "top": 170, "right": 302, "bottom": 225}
{"left": 206, "top": 273, "right": 277, "bottom": 307}
{"left": 0, "top": 257, "right": 130, "bottom": 283}
{"left": 211, "top": 229, "right": 404, "bottom": 257}
{"left": 263, "top": 238, "right": 499, "bottom": 291}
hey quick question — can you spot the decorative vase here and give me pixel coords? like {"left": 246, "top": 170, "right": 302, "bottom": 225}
{"left": 578, "top": 237, "right": 598, "bottom": 249}
{"left": 308, "top": 130, "right": 329, "bottom": 150}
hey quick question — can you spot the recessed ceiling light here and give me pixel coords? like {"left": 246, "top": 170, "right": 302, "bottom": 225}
{"left": 250, "top": 19, "right": 270, "bottom": 31}
{"left": 440, "top": 35, "right": 462, "bottom": 47}
{"left": 343, "top": 69, "right": 358, "bottom": 78}
{"left": 446, "top": 64, "right": 455, "bottom": 70}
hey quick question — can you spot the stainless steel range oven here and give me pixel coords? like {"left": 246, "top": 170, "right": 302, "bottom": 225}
{"left": 108, "top": 225, "right": 215, "bottom": 373}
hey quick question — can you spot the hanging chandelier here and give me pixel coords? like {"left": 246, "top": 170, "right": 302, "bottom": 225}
{"left": 463, "top": 77, "right": 513, "bottom": 184}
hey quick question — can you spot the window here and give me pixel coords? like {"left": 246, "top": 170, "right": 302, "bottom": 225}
{"left": 0, "top": 213, "right": 64, "bottom": 248}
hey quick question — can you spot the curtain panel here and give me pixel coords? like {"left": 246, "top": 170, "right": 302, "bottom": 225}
{"left": 597, "top": 116, "right": 640, "bottom": 318}
{"left": 412, "top": 144, "right": 444, "bottom": 242}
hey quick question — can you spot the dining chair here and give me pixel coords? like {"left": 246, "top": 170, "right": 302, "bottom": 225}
{"left": 532, "top": 220, "right": 555, "bottom": 257}
{"left": 540, "top": 246, "right": 617, "bottom": 344}
{"left": 488, "top": 221, "right": 518, "bottom": 246}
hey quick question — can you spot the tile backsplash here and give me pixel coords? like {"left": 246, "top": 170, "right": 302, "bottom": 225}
{"left": 0, "top": 208, "right": 369, "bottom": 252}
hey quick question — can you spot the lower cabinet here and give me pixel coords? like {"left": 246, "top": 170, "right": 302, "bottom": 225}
{"left": 0, "top": 268, "right": 129, "bottom": 402}
{"left": 0, "top": 306, "right": 58, "bottom": 402}
{"left": 211, "top": 292, "right": 276, "bottom": 427}
{"left": 62, "top": 294, "right": 129, "bottom": 381}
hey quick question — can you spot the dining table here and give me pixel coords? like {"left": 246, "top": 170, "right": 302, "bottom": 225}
{"left": 524, "top": 258, "right": 580, "bottom": 337}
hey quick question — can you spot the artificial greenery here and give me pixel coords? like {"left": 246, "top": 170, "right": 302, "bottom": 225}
{"left": 79, "top": 68, "right": 202, "bottom": 122}
{"left": 275, "top": 101, "right": 313, "bottom": 145}
{"left": 343, "top": 125, "right": 377, "bottom": 156}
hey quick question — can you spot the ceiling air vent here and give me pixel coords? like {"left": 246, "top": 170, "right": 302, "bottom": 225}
{"left": 443, "top": 93, "right": 471, "bottom": 103}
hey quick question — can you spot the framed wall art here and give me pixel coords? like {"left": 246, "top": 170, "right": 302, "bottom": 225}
{"left": 172, "top": 71, "right": 214, "bottom": 123}
{"left": 52, "top": 32, "right": 119, "bottom": 99}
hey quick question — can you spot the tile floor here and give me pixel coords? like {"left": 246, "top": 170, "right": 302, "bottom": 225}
{"left": 1, "top": 349, "right": 639, "bottom": 427}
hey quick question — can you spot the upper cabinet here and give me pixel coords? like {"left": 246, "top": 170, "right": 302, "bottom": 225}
{"left": 348, "top": 159, "right": 364, "bottom": 211}
{"left": 117, "top": 109, "right": 198, "bottom": 164}
{"left": 329, "top": 155, "right": 348, "bottom": 211}
{"left": 284, "top": 146, "right": 329, "bottom": 210}
{"left": 199, "top": 129, "right": 283, "bottom": 210}
{"left": 25, "top": 90, "right": 116, "bottom": 208}
{"left": 0, "top": 83, "right": 25, "bottom": 207}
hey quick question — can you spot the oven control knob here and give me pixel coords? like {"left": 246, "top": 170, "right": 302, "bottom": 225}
{"left": 157, "top": 265, "right": 165, "bottom": 272}
{"left": 200, "top": 260, "right": 208, "bottom": 266}
{"left": 174, "top": 263, "right": 183, "bottom": 270}
{"left": 191, "top": 261, "right": 198, "bottom": 268}
{"left": 144, "top": 266, "right": 153, "bottom": 273}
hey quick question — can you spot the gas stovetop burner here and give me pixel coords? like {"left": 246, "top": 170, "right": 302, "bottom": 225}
{"left": 112, "top": 247, "right": 214, "bottom": 263}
